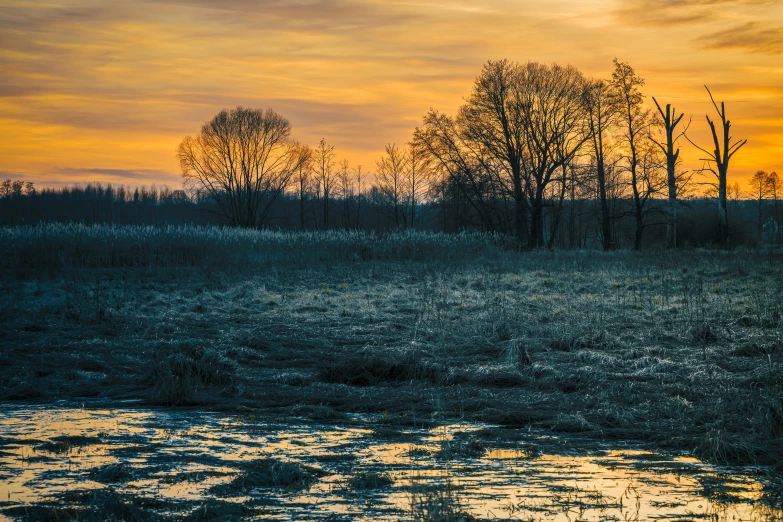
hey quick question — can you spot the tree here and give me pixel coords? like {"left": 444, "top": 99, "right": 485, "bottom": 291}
{"left": 458, "top": 60, "right": 529, "bottom": 245}
{"left": 375, "top": 143, "right": 409, "bottom": 228}
{"left": 767, "top": 171, "right": 779, "bottom": 223}
{"left": 750, "top": 170, "right": 770, "bottom": 239}
{"left": 177, "top": 107, "right": 303, "bottom": 228}
{"left": 406, "top": 140, "right": 432, "bottom": 229}
{"left": 414, "top": 110, "right": 508, "bottom": 234}
{"left": 354, "top": 165, "right": 365, "bottom": 230}
{"left": 313, "top": 138, "right": 336, "bottom": 229}
{"left": 459, "top": 60, "right": 590, "bottom": 248}
{"left": 518, "top": 63, "right": 590, "bottom": 248}
{"left": 337, "top": 159, "right": 353, "bottom": 229}
{"left": 293, "top": 144, "right": 313, "bottom": 230}
{"left": 651, "top": 97, "right": 690, "bottom": 249}
{"left": 584, "top": 78, "right": 619, "bottom": 250}
{"left": 612, "top": 59, "right": 658, "bottom": 250}
{"left": 687, "top": 86, "right": 748, "bottom": 247}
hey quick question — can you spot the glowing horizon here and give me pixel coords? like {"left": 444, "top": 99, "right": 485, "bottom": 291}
{"left": 1, "top": 0, "right": 781, "bottom": 191}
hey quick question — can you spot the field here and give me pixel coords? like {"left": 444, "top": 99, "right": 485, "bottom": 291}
{"left": 1, "top": 225, "right": 782, "bottom": 518}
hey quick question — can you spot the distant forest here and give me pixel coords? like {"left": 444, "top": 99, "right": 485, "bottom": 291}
{"left": 1, "top": 181, "right": 781, "bottom": 249}
{"left": 3, "top": 59, "right": 782, "bottom": 249}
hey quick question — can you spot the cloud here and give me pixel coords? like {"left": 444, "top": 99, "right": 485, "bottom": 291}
{"left": 614, "top": 0, "right": 772, "bottom": 27}
{"left": 700, "top": 22, "right": 783, "bottom": 54}
{"left": 56, "top": 168, "right": 182, "bottom": 183}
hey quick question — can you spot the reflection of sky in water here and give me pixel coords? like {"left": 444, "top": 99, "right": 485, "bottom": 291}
{"left": 0, "top": 406, "right": 780, "bottom": 521}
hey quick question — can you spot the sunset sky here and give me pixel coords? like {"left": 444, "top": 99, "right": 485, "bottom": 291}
{"left": 1, "top": 0, "right": 781, "bottom": 190}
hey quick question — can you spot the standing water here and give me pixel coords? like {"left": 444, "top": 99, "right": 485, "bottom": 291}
{"left": 0, "top": 405, "right": 780, "bottom": 521}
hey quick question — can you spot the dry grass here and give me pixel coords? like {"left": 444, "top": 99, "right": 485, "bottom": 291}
{"left": 1, "top": 227, "right": 782, "bottom": 473}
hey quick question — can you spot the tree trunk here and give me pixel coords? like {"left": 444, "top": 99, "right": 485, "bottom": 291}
{"left": 718, "top": 173, "right": 728, "bottom": 247}
{"left": 528, "top": 190, "right": 545, "bottom": 249}
{"left": 513, "top": 175, "right": 528, "bottom": 248}
{"left": 548, "top": 167, "right": 568, "bottom": 250}
{"left": 634, "top": 205, "right": 643, "bottom": 251}
{"left": 597, "top": 160, "right": 612, "bottom": 250}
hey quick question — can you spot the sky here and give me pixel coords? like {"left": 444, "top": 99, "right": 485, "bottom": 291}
{"left": 1, "top": 0, "right": 781, "bottom": 190}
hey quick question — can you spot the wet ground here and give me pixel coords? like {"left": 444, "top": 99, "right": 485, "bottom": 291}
{"left": 0, "top": 404, "right": 781, "bottom": 521}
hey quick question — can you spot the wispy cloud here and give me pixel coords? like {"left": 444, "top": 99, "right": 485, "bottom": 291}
{"left": 614, "top": 0, "right": 772, "bottom": 27}
{"left": 700, "top": 22, "right": 783, "bottom": 54}
{"left": 55, "top": 168, "right": 182, "bottom": 183}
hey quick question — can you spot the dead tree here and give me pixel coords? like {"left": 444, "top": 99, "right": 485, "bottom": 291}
{"left": 651, "top": 98, "right": 689, "bottom": 249}
{"left": 687, "top": 86, "right": 747, "bottom": 247}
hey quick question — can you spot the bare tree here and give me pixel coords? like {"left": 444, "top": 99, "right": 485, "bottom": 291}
{"left": 750, "top": 170, "right": 770, "bottom": 239}
{"left": 612, "top": 59, "right": 660, "bottom": 250}
{"left": 459, "top": 60, "right": 590, "bottom": 248}
{"left": 293, "top": 144, "right": 313, "bottom": 230}
{"left": 584, "top": 78, "right": 619, "bottom": 250}
{"left": 313, "top": 138, "right": 336, "bottom": 230}
{"left": 354, "top": 165, "right": 365, "bottom": 230}
{"left": 407, "top": 140, "right": 432, "bottom": 229}
{"left": 178, "top": 107, "right": 303, "bottom": 228}
{"left": 687, "top": 86, "right": 748, "bottom": 247}
{"left": 459, "top": 60, "right": 529, "bottom": 245}
{"left": 651, "top": 98, "right": 690, "bottom": 249}
{"left": 518, "top": 63, "right": 590, "bottom": 248}
{"left": 337, "top": 159, "right": 353, "bottom": 229}
{"left": 414, "top": 110, "right": 508, "bottom": 234}
{"left": 376, "top": 143, "right": 409, "bottom": 228}
{"left": 767, "top": 171, "right": 779, "bottom": 223}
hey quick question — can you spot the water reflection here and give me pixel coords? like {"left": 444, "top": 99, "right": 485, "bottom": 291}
{"left": 0, "top": 406, "right": 779, "bottom": 521}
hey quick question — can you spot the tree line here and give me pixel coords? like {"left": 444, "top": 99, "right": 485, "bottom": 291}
{"left": 3, "top": 59, "right": 781, "bottom": 248}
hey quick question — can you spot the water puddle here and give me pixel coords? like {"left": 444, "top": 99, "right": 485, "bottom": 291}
{"left": 0, "top": 405, "right": 780, "bottom": 520}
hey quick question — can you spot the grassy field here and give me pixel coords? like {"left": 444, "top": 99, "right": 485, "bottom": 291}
{"left": 1, "top": 224, "right": 782, "bottom": 473}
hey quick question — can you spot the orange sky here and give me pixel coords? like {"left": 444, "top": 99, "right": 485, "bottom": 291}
{"left": 1, "top": 0, "right": 781, "bottom": 190}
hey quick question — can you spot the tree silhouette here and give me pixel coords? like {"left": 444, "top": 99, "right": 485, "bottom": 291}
{"left": 177, "top": 107, "right": 304, "bottom": 228}
{"left": 687, "top": 86, "right": 747, "bottom": 247}
{"left": 651, "top": 97, "right": 690, "bottom": 249}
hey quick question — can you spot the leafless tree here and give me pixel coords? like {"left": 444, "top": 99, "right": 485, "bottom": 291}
{"left": 178, "top": 107, "right": 304, "bottom": 228}
{"left": 407, "top": 140, "right": 432, "bottom": 229}
{"left": 651, "top": 98, "right": 690, "bottom": 249}
{"left": 337, "top": 158, "right": 353, "bottom": 229}
{"left": 459, "top": 60, "right": 529, "bottom": 245}
{"left": 750, "top": 170, "right": 770, "bottom": 238}
{"left": 414, "top": 110, "right": 507, "bottom": 233}
{"left": 585, "top": 78, "right": 619, "bottom": 250}
{"left": 354, "top": 165, "right": 365, "bottom": 230}
{"left": 518, "top": 63, "right": 590, "bottom": 248}
{"left": 687, "top": 86, "right": 748, "bottom": 247}
{"left": 313, "top": 138, "right": 336, "bottom": 230}
{"left": 459, "top": 60, "right": 590, "bottom": 248}
{"left": 292, "top": 144, "right": 313, "bottom": 230}
{"left": 767, "top": 171, "right": 779, "bottom": 223}
{"left": 612, "top": 59, "right": 661, "bottom": 250}
{"left": 376, "top": 143, "right": 409, "bottom": 228}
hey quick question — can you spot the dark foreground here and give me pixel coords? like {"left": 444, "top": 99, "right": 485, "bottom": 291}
{"left": 1, "top": 236, "right": 782, "bottom": 519}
